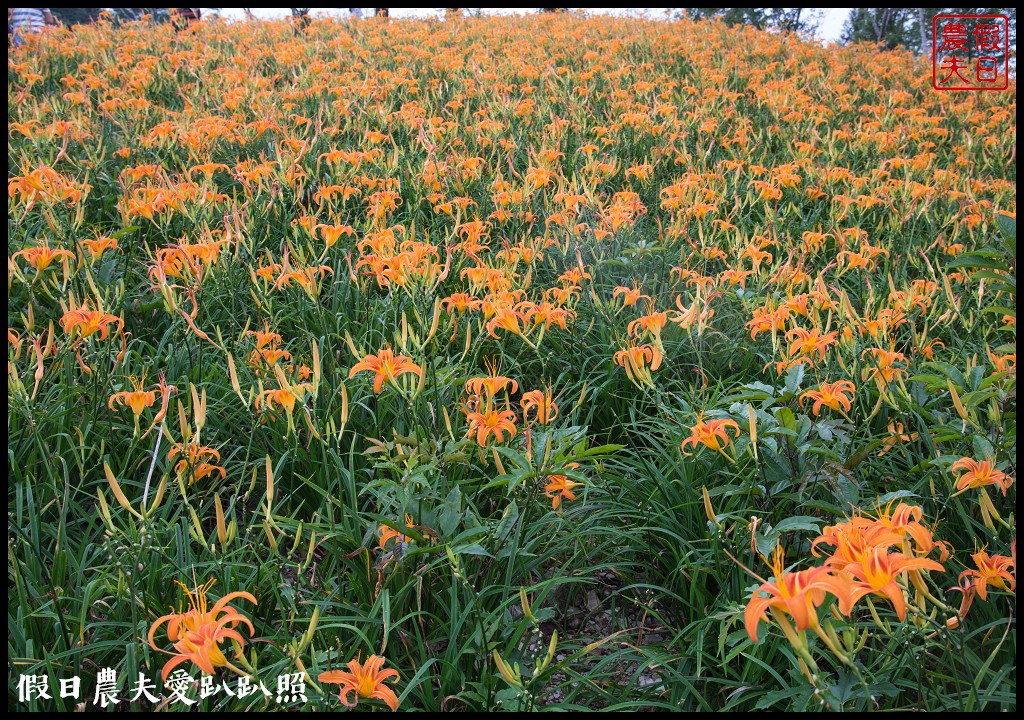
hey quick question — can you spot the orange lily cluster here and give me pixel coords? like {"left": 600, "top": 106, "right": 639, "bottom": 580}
{"left": 168, "top": 440, "right": 227, "bottom": 485}
{"left": 462, "top": 371, "right": 520, "bottom": 447}
{"left": 356, "top": 227, "right": 448, "bottom": 292}
{"left": 9, "top": 165, "right": 90, "bottom": 212}
{"left": 747, "top": 504, "right": 950, "bottom": 655}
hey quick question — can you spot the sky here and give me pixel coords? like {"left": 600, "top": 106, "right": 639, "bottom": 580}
{"left": 210, "top": 8, "right": 853, "bottom": 42}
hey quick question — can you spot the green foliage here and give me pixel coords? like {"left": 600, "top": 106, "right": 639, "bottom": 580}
{"left": 678, "top": 7, "right": 821, "bottom": 34}
{"left": 842, "top": 7, "right": 1017, "bottom": 53}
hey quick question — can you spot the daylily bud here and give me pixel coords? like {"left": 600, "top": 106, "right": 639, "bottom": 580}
{"left": 702, "top": 486, "right": 721, "bottom": 528}
{"left": 493, "top": 651, "right": 522, "bottom": 688}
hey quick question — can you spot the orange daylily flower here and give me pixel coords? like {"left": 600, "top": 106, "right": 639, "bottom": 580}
{"left": 720, "top": 269, "right": 753, "bottom": 288}
{"left": 667, "top": 290, "right": 716, "bottom": 333}
{"left": 681, "top": 417, "right": 740, "bottom": 455}
{"left": 545, "top": 284, "right": 579, "bottom": 306}
{"left": 815, "top": 524, "right": 904, "bottom": 572}
{"left": 109, "top": 378, "right": 158, "bottom": 434}
{"left": 747, "top": 303, "right": 790, "bottom": 339}
{"left": 785, "top": 294, "right": 812, "bottom": 319}
{"left": 464, "top": 406, "right": 518, "bottom": 446}
{"left": 918, "top": 338, "right": 945, "bottom": 360}
{"left": 257, "top": 381, "right": 315, "bottom": 423}
{"left": 61, "top": 305, "right": 124, "bottom": 341}
{"left": 478, "top": 290, "right": 524, "bottom": 319}
{"left": 521, "top": 388, "right": 558, "bottom": 424}
{"left": 247, "top": 323, "right": 283, "bottom": 349}
{"left": 873, "top": 502, "right": 951, "bottom": 561}
{"left": 441, "top": 292, "right": 478, "bottom": 314}
{"left": 168, "top": 441, "right": 227, "bottom": 484}
{"left": 742, "top": 244, "right": 773, "bottom": 272}
{"left": 318, "top": 655, "right": 400, "bottom": 711}
{"left": 521, "top": 301, "right": 574, "bottom": 332}
{"left": 9, "top": 165, "right": 88, "bottom": 210}
{"left": 275, "top": 264, "right": 334, "bottom": 296}
{"left": 349, "top": 348, "right": 422, "bottom": 394}
{"left": 846, "top": 548, "right": 944, "bottom": 621}
{"left": 465, "top": 366, "right": 518, "bottom": 398}
{"left": 612, "top": 284, "right": 648, "bottom": 308}
{"left": 988, "top": 350, "right": 1015, "bottom": 374}
{"left": 147, "top": 578, "right": 256, "bottom": 682}
{"left": 545, "top": 463, "right": 582, "bottom": 510}
{"left": 189, "top": 162, "right": 229, "bottom": 179}
{"left": 317, "top": 223, "right": 355, "bottom": 248}
{"left": 800, "top": 380, "right": 855, "bottom": 416}
{"left": 486, "top": 306, "right": 529, "bottom": 340}
{"left": 613, "top": 343, "right": 662, "bottom": 388}
{"left": 876, "top": 420, "right": 919, "bottom": 456}
{"left": 786, "top": 327, "right": 837, "bottom": 363}
{"left": 628, "top": 309, "right": 669, "bottom": 344}
{"left": 813, "top": 503, "right": 948, "bottom": 570}
{"left": 686, "top": 275, "right": 717, "bottom": 294}
{"left": 175, "top": 237, "right": 228, "bottom": 271}
{"left": 251, "top": 346, "right": 292, "bottom": 367}
{"left": 745, "top": 548, "right": 853, "bottom": 642}
{"left": 958, "top": 548, "right": 1015, "bottom": 618}
{"left": 80, "top": 236, "right": 120, "bottom": 262}
{"left": 951, "top": 457, "right": 1012, "bottom": 495}
{"left": 13, "top": 244, "right": 75, "bottom": 275}
{"left": 861, "top": 348, "right": 908, "bottom": 384}
{"left": 837, "top": 250, "right": 873, "bottom": 273}
{"left": 558, "top": 266, "right": 591, "bottom": 285}
{"left": 366, "top": 189, "right": 403, "bottom": 223}
{"left": 378, "top": 514, "right": 415, "bottom": 551}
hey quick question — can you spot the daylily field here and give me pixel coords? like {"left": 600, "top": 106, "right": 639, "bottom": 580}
{"left": 7, "top": 12, "right": 1017, "bottom": 712}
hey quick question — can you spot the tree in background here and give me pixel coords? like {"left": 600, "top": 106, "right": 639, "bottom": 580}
{"left": 842, "top": 8, "right": 930, "bottom": 50}
{"left": 290, "top": 7, "right": 311, "bottom": 32}
{"left": 842, "top": 7, "right": 1017, "bottom": 54}
{"left": 678, "top": 8, "right": 822, "bottom": 35}
{"left": 49, "top": 8, "right": 103, "bottom": 25}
